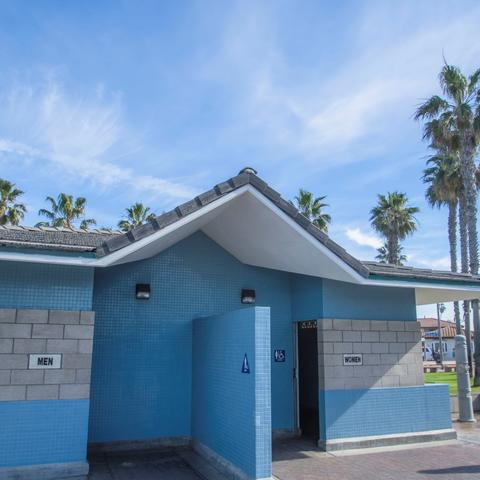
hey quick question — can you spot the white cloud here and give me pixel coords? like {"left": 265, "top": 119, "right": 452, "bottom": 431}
{"left": 345, "top": 227, "right": 383, "bottom": 249}
{"left": 409, "top": 254, "right": 451, "bottom": 270}
{"left": 0, "top": 79, "right": 197, "bottom": 201}
{"left": 202, "top": 2, "right": 480, "bottom": 168}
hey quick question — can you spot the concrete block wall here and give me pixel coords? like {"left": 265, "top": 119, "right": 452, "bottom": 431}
{"left": 317, "top": 319, "right": 452, "bottom": 445}
{"left": 318, "top": 319, "right": 423, "bottom": 390}
{"left": 0, "top": 308, "right": 94, "bottom": 400}
{"left": 0, "top": 308, "right": 94, "bottom": 475}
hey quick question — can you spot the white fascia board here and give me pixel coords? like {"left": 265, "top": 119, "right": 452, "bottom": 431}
{"left": 360, "top": 277, "right": 480, "bottom": 293}
{"left": 0, "top": 250, "right": 98, "bottom": 267}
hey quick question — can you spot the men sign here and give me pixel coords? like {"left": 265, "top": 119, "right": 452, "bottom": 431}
{"left": 28, "top": 354, "right": 62, "bottom": 369}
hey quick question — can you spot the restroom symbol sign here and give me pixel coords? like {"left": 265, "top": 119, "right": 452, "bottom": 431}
{"left": 241, "top": 353, "right": 250, "bottom": 374}
{"left": 274, "top": 350, "right": 286, "bottom": 362}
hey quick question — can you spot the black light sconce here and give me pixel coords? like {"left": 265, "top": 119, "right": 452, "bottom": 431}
{"left": 136, "top": 283, "right": 151, "bottom": 300}
{"left": 241, "top": 289, "right": 256, "bottom": 304}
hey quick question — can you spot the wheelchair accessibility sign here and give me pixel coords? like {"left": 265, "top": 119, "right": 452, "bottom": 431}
{"left": 274, "top": 349, "right": 286, "bottom": 362}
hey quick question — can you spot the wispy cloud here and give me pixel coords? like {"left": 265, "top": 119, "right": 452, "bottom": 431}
{"left": 0, "top": 78, "right": 197, "bottom": 201}
{"left": 345, "top": 227, "right": 382, "bottom": 249}
{"left": 202, "top": 1, "right": 480, "bottom": 174}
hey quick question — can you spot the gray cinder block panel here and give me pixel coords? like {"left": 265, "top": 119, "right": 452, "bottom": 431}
{"left": 14, "top": 339, "right": 47, "bottom": 354}
{"left": 16, "top": 310, "right": 48, "bottom": 324}
{"left": 0, "top": 309, "right": 16, "bottom": 323}
{"left": 0, "top": 385, "right": 26, "bottom": 400}
{"left": 0, "top": 324, "right": 32, "bottom": 338}
{"left": 0, "top": 354, "right": 28, "bottom": 369}
{"left": 32, "top": 324, "right": 64, "bottom": 339}
{"left": 11, "top": 369, "right": 44, "bottom": 385}
{"left": 0, "top": 339, "right": 13, "bottom": 353}
{"left": 44, "top": 369, "right": 76, "bottom": 385}
{"left": 46, "top": 339, "right": 78, "bottom": 354}
{"left": 319, "top": 319, "right": 423, "bottom": 391}
{"left": 60, "top": 383, "right": 90, "bottom": 400}
{"left": 48, "top": 310, "right": 80, "bottom": 325}
{"left": 64, "top": 325, "right": 94, "bottom": 340}
{"left": 0, "top": 308, "right": 95, "bottom": 402}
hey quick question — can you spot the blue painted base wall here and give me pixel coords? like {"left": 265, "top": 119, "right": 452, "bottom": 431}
{"left": 319, "top": 384, "right": 451, "bottom": 440}
{"left": 192, "top": 307, "right": 271, "bottom": 479}
{"left": 0, "top": 400, "right": 89, "bottom": 467}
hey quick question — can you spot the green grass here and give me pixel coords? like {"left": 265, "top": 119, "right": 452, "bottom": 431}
{"left": 424, "top": 372, "right": 480, "bottom": 395}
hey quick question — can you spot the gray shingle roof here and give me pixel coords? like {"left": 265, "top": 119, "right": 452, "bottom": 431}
{"left": 0, "top": 225, "right": 119, "bottom": 252}
{"left": 1, "top": 169, "right": 479, "bottom": 285}
{"left": 364, "top": 261, "right": 480, "bottom": 283}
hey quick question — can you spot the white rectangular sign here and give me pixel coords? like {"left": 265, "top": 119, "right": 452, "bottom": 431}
{"left": 28, "top": 354, "right": 62, "bottom": 369}
{"left": 343, "top": 354, "right": 363, "bottom": 366}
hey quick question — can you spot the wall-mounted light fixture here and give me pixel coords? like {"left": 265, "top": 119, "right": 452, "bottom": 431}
{"left": 135, "top": 283, "right": 150, "bottom": 300}
{"left": 241, "top": 289, "right": 256, "bottom": 304}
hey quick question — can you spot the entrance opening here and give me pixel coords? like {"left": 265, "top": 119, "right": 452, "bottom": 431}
{"left": 297, "top": 321, "right": 319, "bottom": 442}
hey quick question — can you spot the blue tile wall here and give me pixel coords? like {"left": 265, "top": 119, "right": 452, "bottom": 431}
{"left": 0, "top": 261, "right": 93, "bottom": 311}
{"left": 254, "top": 307, "right": 272, "bottom": 479}
{"left": 0, "top": 399, "right": 89, "bottom": 467}
{"left": 319, "top": 384, "right": 451, "bottom": 440}
{"left": 90, "top": 232, "right": 293, "bottom": 442}
{"left": 290, "top": 274, "right": 323, "bottom": 321}
{"left": 192, "top": 307, "right": 271, "bottom": 479}
{"left": 322, "top": 279, "right": 417, "bottom": 321}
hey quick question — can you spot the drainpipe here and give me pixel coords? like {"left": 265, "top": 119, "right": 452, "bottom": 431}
{"left": 436, "top": 304, "right": 444, "bottom": 365}
{"left": 455, "top": 335, "right": 475, "bottom": 422}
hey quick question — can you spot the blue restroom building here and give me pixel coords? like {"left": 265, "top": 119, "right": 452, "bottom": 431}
{"left": 0, "top": 168, "right": 479, "bottom": 480}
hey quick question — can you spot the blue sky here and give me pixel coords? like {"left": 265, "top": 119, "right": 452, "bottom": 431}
{"left": 0, "top": 0, "right": 479, "bottom": 317}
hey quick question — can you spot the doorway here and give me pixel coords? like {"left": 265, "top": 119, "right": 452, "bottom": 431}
{"left": 297, "top": 321, "right": 319, "bottom": 441}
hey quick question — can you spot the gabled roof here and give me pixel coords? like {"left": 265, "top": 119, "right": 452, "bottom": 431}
{"left": 418, "top": 318, "right": 455, "bottom": 330}
{"left": 0, "top": 168, "right": 480, "bottom": 292}
{"left": 96, "top": 167, "right": 371, "bottom": 277}
{"left": 424, "top": 325, "right": 471, "bottom": 339}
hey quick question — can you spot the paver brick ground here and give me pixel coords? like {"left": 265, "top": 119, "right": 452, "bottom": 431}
{"left": 88, "top": 448, "right": 203, "bottom": 480}
{"left": 272, "top": 419, "right": 480, "bottom": 480}
{"left": 87, "top": 418, "right": 480, "bottom": 479}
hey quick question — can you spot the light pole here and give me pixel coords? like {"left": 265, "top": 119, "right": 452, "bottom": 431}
{"left": 436, "top": 303, "right": 444, "bottom": 365}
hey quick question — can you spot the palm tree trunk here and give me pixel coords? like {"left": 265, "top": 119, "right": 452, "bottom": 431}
{"left": 459, "top": 139, "right": 480, "bottom": 384}
{"left": 459, "top": 189, "right": 473, "bottom": 374}
{"left": 387, "top": 234, "right": 398, "bottom": 265}
{"left": 448, "top": 201, "right": 462, "bottom": 333}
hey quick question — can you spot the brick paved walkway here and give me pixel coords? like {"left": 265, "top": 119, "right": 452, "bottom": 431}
{"left": 87, "top": 420, "right": 480, "bottom": 479}
{"left": 272, "top": 420, "right": 480, "bottom": 480}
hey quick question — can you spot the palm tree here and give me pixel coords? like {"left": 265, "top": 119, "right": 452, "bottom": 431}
{"left": 118, "top": 202, "right": 156, "bottom": 232}
{"left": 36, "top": 193, "right": 96, "bottom": 229}
{"left": 370, "top": 192, "right": 419, "bottom": 265}
{"left": 0, "top": 179, "right": 27, "bottom": 226}
{"left": 422, "top": 152, "right": 462, "bottom": 333}
{"left": 376, "top": 242, "right": 407, "bottom": 266}
{"left": 415, "top": 64, "right": 480, "bottom": 383}
{"left": 292, "top": 189, "right": 331, "bottom": 232}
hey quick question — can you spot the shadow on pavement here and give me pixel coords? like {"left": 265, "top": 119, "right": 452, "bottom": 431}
{"left": 418, "top": 465, "right": 480, "bottom": 475}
